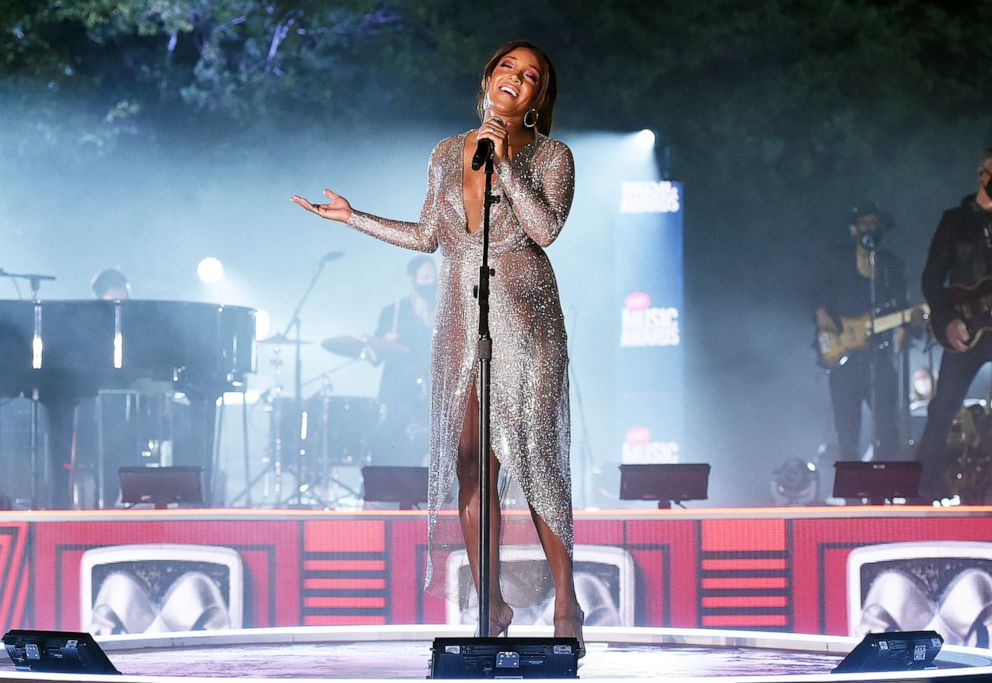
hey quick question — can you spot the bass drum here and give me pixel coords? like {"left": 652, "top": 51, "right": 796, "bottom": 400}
{"left": 301, "top": 395, "right": 382, "bottom": 467}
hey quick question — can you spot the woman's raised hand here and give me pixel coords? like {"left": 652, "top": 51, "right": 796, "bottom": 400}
{"left": 476, "top": 115, "right": 509, "bottom": 166}
{"left": 290, "top": 188, "right": 353, "bottom": 223}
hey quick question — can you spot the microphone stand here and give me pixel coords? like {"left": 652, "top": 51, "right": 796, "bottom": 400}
{"left": 861, "top": 233, "right": 881, "bottom": 460}
{"left": 0, "top": 268, "right": 56, "bottom": 300}
{"left": 281, "top": 259, "right": 330, "bottom": 507}
{"left": 474, "top": 148, "right": 499, "bottom": 636}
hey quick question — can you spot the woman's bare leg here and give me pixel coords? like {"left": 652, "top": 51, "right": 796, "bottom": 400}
{"left": 457, "top": 381, "right": 513, "bottom": 632}
{"left": 529, "top": 505, "right": 584, "bottom": 651}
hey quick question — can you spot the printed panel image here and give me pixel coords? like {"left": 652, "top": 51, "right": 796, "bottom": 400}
{"left": 615, "top": 180, "right": 684, "bottom": 466}
{"left": 444, "top": 545, "right": 636, "bottom": 627}
{"left": 847, "top": 541, "right": 992, "bottom": 648}
{"left": 80, "top": 544, "right": 244, "bottom": 634}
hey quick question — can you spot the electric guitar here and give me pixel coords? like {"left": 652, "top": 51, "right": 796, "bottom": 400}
{"left": 936, "top": 277, "right": 992, "bottom": 351}
{"left": 816, "top": 303, "right": 929, "bottom": 368}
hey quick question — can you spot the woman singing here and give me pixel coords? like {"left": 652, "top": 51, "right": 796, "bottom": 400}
{"left": 291, "top": 41, "right": 581, "bottom": 654}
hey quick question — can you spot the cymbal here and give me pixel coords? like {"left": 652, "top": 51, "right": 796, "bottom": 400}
{"left": 321, "top": 335, "right": 366, "bottom": 358}
{"left": 259, "top": 333, "right": 313, "bottom": 345}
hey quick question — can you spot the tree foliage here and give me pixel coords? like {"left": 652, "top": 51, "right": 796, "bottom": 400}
{"left": 3, "top": 1, "right": 992, "bottom": 274}
{"left": 4, "top": 2, "right": 991, "bottom": 178}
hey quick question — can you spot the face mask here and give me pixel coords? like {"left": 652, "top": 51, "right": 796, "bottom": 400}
{"left": 414, "top": 283, "right": 437, "bottom": 301}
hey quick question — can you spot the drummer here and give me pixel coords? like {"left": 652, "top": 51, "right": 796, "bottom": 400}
{"left": 368, "top": 255, "right": 437, "bottom": 464}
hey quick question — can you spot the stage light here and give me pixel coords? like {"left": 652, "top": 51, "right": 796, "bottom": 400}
{"left": 618, "top": 463, "right": 710, "bottom": 509}
{"left": 196, "top": 257, "right": 224, "bottom": 283}
{"left": 832, "top": 631, "right": 942, "bottom": 673}
{"left": 119, "top": 466, "right": 205, "bottom": 509}
{"left": 254, "top": 308, "right": 271, "bottom": 340}
{"left": 430, "top": 637, "right": 578, "bottom": 678}
{"left": 362, "top": 466, "right": 428, "bottom": 510}
{"left": 770, "top": 458, "right": 818, "bottom": 506}
{"left": 633, "top": 129, "right": 656, "bottom": 150}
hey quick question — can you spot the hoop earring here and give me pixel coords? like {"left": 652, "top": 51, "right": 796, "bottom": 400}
{"left": 523, "top": 108, "right": 539, "bottom": 129}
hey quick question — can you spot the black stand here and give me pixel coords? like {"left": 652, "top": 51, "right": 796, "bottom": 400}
{"left": 0, "top": 269, "right": 56, "bottom": 508}
{"left": 474, "top": 151, "right": 500, "bottom": 636}
{"left": 0, "top": 269, "right": 55, "bottom": 300}
{"left": 862, "top": 234, "right": 881, "bottom": 459}
{"left": 428, "top": 141, "right": 581, "bottom": 678}
{"left": 281, "top": 260, "right": 332, "bottom": 507}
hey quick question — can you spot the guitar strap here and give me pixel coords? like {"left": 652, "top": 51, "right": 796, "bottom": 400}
{"left": 981, "top": 217, "right": 992, "bottom": 274}
{"left": 872, "top": 253, "right": 898, "bottom": 314}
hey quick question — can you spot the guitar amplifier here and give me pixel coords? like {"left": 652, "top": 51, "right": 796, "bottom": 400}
{"left": 429, "top": 637, "right": 579, "bottom": 679}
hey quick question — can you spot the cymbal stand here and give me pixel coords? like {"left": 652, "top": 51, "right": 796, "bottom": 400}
{"left": 308, "top": 382, "right": 364, "bottom": 508}
{"left": 229, "top": 347, "right": 286, "bottom": 507}
{"left": 280, "top": 368, "right": 370, "bottom": 509}
{"left": 281, "top": 258, "right": 332, "bottom": 507}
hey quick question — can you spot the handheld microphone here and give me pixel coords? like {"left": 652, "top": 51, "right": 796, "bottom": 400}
{"left": 320, "top": 251, "right": 344, "bottom": 263}
{"left": 471, "top": 115, "right": 505, "bottom": 171}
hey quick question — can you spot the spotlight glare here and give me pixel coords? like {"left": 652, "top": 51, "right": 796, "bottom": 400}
{"left": 197, "top": 257, "right": 224, "bottom": 283}
{"left": 254, "top": 309, "right": 271, "bottom": 340}
{"left": 634, "top": 129, "right": 656, "bottom": 150}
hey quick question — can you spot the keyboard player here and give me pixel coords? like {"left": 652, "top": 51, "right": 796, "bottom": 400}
{"left": 74, "top": 268, "right": 173, "bottom": 507}
{"left": 0, "top": 298, "right": 255, "bottom": 509}
{"left": 90, "top": 268, "right": 130, "bottom": 301}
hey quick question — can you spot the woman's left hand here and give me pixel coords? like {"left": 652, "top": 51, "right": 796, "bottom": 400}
{"left": 476, "top": 115, "right": 509, "bottom": 166}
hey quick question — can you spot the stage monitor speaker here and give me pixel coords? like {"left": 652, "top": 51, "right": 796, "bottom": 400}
{"left": 619, "top": 463, "right": 710, "bottom": 508}
{"left": 2, "top": 629, "right": 120, "bottom": 674}
{"left": 430, "top": 637, "right": 578, "bottom": 679}
{"left": 832, "top": 461, "right": 921, "bottom": 504}
{"left": 831, "top": 630, "right": 942, "bottom": 673}
{"left": 119, "top": 466, "right": 204, "bottom": 509}
{"left": 362, "top": 466, "right": 428, "bottom": 509}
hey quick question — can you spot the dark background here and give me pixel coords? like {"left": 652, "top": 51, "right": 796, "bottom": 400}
{"left": 3, "top": 1, "right": 991, "bottom": 505}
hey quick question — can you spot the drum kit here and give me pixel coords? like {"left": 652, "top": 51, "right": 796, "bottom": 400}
{"left": 250, "top": 331, "right": 427, "bottom": 508}
{"left": 944, "top": 400, "right": 992, "bottom": 504}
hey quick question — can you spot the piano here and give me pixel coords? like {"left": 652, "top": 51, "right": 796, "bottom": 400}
{"left": 0, "top": 300, "right": 255, "bottom": 508}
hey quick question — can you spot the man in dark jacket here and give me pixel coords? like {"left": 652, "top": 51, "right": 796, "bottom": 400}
{"left": 917, "top": 147, "right": 992, "bottom": 499}
{"left": 816, "top": 201, "right": 906, "bottom": 461}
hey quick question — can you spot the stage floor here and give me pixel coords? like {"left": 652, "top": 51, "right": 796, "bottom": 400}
{"left": 4, "top": 627, "right": 992, "bottom": 683}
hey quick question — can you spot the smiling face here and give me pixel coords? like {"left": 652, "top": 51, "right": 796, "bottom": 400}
{"left": 486, "top": 47, "right": 543, "bottom": 117}
{"left": 476, "top": 41, "right": 557, "bottom": 134}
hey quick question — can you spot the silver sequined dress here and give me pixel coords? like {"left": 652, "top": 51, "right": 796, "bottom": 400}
{"left": 347, "top": 131, "right": 575, "bottom": 589}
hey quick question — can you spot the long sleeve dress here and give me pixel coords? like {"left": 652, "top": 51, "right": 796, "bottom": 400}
{"left": 346, "top": 131, "right": 575, "bottom": 590}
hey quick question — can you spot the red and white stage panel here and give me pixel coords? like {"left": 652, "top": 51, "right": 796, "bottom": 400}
{"left": 2, "top": 505, "right": 992, "bottom": 649}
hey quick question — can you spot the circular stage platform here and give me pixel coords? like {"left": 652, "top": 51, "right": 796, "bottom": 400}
{"left": 3, "top": 626, "right": 992, "bottom": 683}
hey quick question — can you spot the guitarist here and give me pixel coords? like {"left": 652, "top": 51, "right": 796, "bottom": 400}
{"left": 816, "top": 201, "right": 907, "bottom": 462}
{"left": 917, "top": 148, "right": 992, "bottom": 500}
